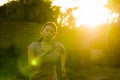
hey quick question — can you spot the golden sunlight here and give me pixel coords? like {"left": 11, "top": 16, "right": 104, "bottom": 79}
{"left": 52, "top": 0, "right": 119, "bottom": 28}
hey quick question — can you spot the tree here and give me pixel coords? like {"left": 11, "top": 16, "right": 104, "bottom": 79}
{"left": 107, "top": 0, "right": 120, "bottom": 13}
{"left": 0, "top": 0, "right": 60, "bottom": 23}
{"left": 106, "top": 0, "right": 120, "bottom": 67}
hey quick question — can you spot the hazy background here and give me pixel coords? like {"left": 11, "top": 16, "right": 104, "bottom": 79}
{"left": 0, "top": 0, "right": 120, "bottom": 80}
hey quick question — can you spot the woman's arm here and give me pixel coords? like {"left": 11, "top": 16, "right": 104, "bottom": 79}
{"left": 28, "top": 49, "right": 35, "bottom": 65}
{"left": 28, "top": 49, "right": 44, "bottom": 66}
{"left": 28, "top": 48, "right": 49, "bottom": 66}
{"left": 59, "top": 43, "right": 67, "bottom": 77}
{"left": 61, "top": 51, "right": 66, "bottom": 77}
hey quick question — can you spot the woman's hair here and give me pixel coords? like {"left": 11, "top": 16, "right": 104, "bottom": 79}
{"left": 39, "top": 21, "right": 57, "bottom": 42}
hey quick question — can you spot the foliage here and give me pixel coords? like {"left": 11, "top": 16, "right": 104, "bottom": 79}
{"left": 107, "top": 0, "right": 120, "bottom": 13}
{"left": 0, "top": 0, "right": 60, "bottom": 23}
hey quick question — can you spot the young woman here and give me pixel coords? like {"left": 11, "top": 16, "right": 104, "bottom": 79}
{"left": 27, "top": 22, "right": 66, "bottom": 80}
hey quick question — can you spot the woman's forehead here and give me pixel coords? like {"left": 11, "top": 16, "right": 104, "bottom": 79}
{"left": 44, "top": 25, "right": 56, "bottom": 30}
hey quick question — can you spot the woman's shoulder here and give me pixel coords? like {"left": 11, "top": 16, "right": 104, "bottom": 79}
{"left": 53, "top": 41, "right": 66, "bottom": 53}
{"left": 53, "top": 41, "right": 64, "bottom": 47}
{"left": 28, "top": 41, "right": 40, "bottom": 49}
{"left": 30, "top": 41, "right": 40, "bottom": 45}
{"left": 29, "top": 41, "right": 40, "bottom": 46}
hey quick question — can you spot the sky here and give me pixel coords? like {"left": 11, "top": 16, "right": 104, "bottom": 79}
{"left": 0, "top": 0, "right": 15, "bottom": 6}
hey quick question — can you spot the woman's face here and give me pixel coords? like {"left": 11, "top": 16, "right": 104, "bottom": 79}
{"left": 42, "top": 25, "right": 56, "bottom": 41}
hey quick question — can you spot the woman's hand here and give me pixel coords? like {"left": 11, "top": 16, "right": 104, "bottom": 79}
{"left": 41, "top": 45, "right": 54, "bottom": 56}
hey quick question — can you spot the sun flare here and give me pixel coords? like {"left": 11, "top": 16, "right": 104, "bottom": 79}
{"left": 52, "top": 0, "right": 119, "bottom": 28}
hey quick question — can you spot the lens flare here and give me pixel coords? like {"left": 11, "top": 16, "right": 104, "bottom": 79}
{"left": 52, "top": 0, "right": 119, "bottom": 28}
{"left": 17, "top": 56, "right": 41, "bottom": 77}
{"left": 17, "top": 56, "right": 30, "bottom": 77}
{"left": 31, "top": 59, "right": 37, "bottom": 66}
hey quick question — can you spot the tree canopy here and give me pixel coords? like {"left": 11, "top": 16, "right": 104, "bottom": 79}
{"left": 0, "top": 0, "right": 60, "bottom": 23}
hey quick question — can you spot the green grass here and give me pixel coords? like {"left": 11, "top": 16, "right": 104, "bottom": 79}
{"left": 67, "top": 66, "right": 120, "bottom": 80}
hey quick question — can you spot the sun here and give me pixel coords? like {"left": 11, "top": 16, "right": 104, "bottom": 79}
{"left": 52, "top": 0, "right": 119, "bottom": 28}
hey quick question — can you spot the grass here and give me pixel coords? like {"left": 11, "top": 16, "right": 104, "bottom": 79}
{"left": 66, "top": 65, "right": 120, "bottom": 80}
